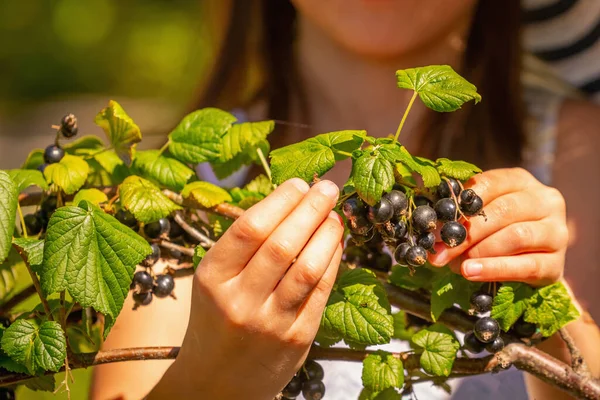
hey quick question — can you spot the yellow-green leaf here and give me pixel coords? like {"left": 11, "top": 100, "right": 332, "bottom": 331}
{"left": 6, "top": 169, "right": 48, "bottom": 192}
{"left": 181, "top": 181, "right": 232, "bottom": 208}
{"left": 43, "top": 155, "right": 89, "bottom": 195}
{"left": 119, "top": 176, "right": 181, "bottom": 223}
{"left": 94, "top": 100, "right": 142, "bottom": 166}
{"left": 72, "top": 189, "right": 108, "bottom": 206}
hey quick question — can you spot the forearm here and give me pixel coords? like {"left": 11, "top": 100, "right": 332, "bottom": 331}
{"left": 524, "top": 282, "right": 600, "bottom": 399}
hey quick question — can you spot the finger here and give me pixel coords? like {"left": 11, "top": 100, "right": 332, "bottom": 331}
{"left": 461, "top": 253, "right": 563, "bottom": 286}
{"left": 293, "top": 243, "right": 343, "bottom": 330}
{"left": 464, "top": 168, "right": 537, "bottom": 205}
{"left": 199, "top": 178, "right": 309, "bottom": 280}
{"left": 429, "top": 190, "right": 548, "bottom": 266}
{"left": 240, "top": 180, "right": 340, "bottom": 293}
{"left": 272, "top": 212, "right": 344, "bottom": 312}
{"left": 462, "top": 219, "right": 568, "bottom": 259}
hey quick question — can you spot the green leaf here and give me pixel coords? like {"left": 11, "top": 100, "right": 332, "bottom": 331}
{"left": 94, "top": 150, "right": 130, "bottom": 183}
{"left": 396, "top": 65, "right": 481, "bottom": 112}
{"left": 392, "top": 310, "right": 417, "bottom": 341}
{"left": 270, "top": 130, "right": 367, "bottom": 185}
{"left": 393, "top": 162, "right": 416, "bottom": 186}
{"left": 43, "top": 155, "right": 90, "bottom": 195}
{"left": 430, "top": 269, "right": 480, "bottom": 321}
{"left": 40, "top": 202, "right": 152, "bottom": 326}
{"left": 491, "top": 283, "right": 536, "bottom": 332}
{"left": 220, "top": 120, "right": 274, "bottom": 162}
{"left": 168, "top": 108, "right": 237, "bottom": 164}
{"left": 359, "top": 388, "right": 401, "bottom": 400}
{"left": 119, "top": 176, "right": 182, "bottom": 223}
{"left": 390, "top": 146, "right": 441, "bottom": 187}
{"left": 0, "top": 320, "right": 66, "bottom": 374}
{"left": 524, "top": 282, "right": 580, "bottom": 337}
{"left": 72, "top": 189, "right": 109, "bottom": 206}
{"left": 389, "top": 265, "right": 436, "bottom": 291}
{"left": 0, "top": 326, "right": 28, "bottom": 373}
{"left": 0, "top": 171, "right": 18, "bottom": 262}
{"left": 62, "top": 135, "right": 105, "bottom": 156}
{"left": 362, "top": 352, "right": 404, "bottom": 392}
{"left": 181, "top": 181, "right": 233, "bottom": 208}
{"left": 244, "top": 174, "right": 273, "bottom": 196}
{"left": 351, "top": 150, "right": 395, "bottom": 206}
{"left": 0, "top": 247, "right": 21, "bottom": 300}
{"left": 321, "top": 268, "right": 393, "bottom": 345}
{"left": 411, "top": 323, "right": 459, "bottom": 377}
{"left": 25, "top": 375, "right": 56, "bottom": 392}
{"left": 436, "top": 158, "right": 482, "bottom": 181}
{"left": 6, "top": 169, "right": 48, "bottom": 192}
{"left": 22, "top": 149, "right": 45, "bottom": 170}
{"left": 132, "top": 150, "right": 194, "bottom": 191}
{"left": 94, "top": 100, "right": 142, "bottom": 165}
{"left": 192, "top": 246, "right": 206, "bottom": 270}
{"left": 12, "top": 238, "right": 44, "bottom": 269}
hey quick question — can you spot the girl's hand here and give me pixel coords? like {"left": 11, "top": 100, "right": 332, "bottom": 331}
{"left": 429, "top": 168, "right": 568, "bottom": 286}
{"left": 151, "top": 178, "right": 344, "bottom": 400}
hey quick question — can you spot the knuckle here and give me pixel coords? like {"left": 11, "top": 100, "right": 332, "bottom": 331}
{"left": 512, "top": 167, "right": 534, "bottom": 183}
{"left": 556, "top": 224, "right": 569, "bottom": 248}
{"left": 547, "top": 187, "right": 566, "bottom": 212}
{"left": 524, "top": 257, "right": 543, "bottom": 282}
{"left": 232, "top": 216, "right": 267, "bottom": 243}
{"left": 294, "top": 260, "right": 323, "bottom": 288}
{"left": 282, "top": 332, "right": 312, "bottom": 350}
{"left": 512, "top": 224, "right": 533, "bottom": 244}
{"left": 223, "top": 301, "right": 249, "bottom": 329}
{"left": 265, "top": 237, "right": 296, "bottom": 264}
{"left": 306, "top": 192, "right": 332, "bottom": 215}
{"left": 490, "top": 197, "right": 515, "bottom": 220}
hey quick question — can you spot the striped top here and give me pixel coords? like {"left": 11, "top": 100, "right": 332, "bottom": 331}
{"left": 523, "top": 0, "right": 600, "bottom": 101}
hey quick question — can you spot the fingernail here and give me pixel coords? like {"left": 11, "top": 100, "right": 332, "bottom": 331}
{"left": 463, "top": 261, "right": 483, "bottom": 277}
{"left": 431, "top": 245, "right": 448, "bottom": 265}
{"left": 328, "top": 210, "right": 343, "bottom": 225}
{"left": 315, "top": 180, "right": 339, "bottom": 201}
{"left": 289, "top": 178, "right": 310, "bottom": 193}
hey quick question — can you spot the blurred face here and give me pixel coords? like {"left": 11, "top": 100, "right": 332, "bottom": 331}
{"left": 291, "top": 0, "right": 477, "bottom": 59}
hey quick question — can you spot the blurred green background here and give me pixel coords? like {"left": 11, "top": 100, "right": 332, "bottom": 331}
{"left": 0, "top": 0, "right": 218, "bottom": 397}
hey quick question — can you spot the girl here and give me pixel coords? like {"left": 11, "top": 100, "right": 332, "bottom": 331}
{"left": 92, "top": 1, "right": 600, "bottom": 399}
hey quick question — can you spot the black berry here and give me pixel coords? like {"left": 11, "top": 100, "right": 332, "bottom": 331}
{"left": 282, "top": 375, "right": 303, "bottom": 398}
{"left": 437, "top": 178, "right": 461, "bottom": 198}
{"left": 133, "top": 271, "right": 154, "bottom": 292}
{"left": 414, "top": 196, "right": 433, "bottom": 207}
{"left": 0, "top": 388, "right": 15, "bottom": 400}
{"left": 302, "top": 379, "right": 325, "bottom": 400}
{"left": 463, "top": 331, "right": 485, "bottom": 354}
{"left": 41, "top": 196, "right": 58, "bottom": 215}
{"left": 440, "top": 221, "right": 467, "bottom": 247}
{"left": 473, "top": 317, "right": 500, "bottom": 343}
{"left": 434, "top": 198, "right": 457, "bottom": 222}
{"left": 367, "top": 198, "right": 394, "bottom": 224}
{"left": 115, "top": 209, "right": 138, "bottom": 229}
{"left": 394, "top": 242, "right": 411, "bottom": 266}
{"left": 406, "top": 246, "right": 428, "bottom": 267}
{"left": 412, "top": 205, "right": 437, "bottom": 232}
{"left": 144, "top": 218, "right": 171, "bottom": 239}
{"left": 133, "top": 291, "right": 152, "bottom": 307}
{"left": 459, "top": 189, "right": 477, "bottom": 205}
{"left": 304, "top": 360, "right": 324, "bottom": 381}
{"left": 0, "top": 317, "right": 11, "bottom": 329}
{"left": 59, "top": 113, "right": 78, "bottom": 138}
{"left": 44, "top": 144, "right": 65, "bottom": 164}
{"left": 37, "top": 163, "right": 47, "bottom": 173}
{"left": 342, "top": 196, "right": 366, "bottom": 219}
{"left": 168, "top": 217, "right": 185, "bottom": 239}
{"left": 486, "top": 336, "right": 505, "bottom": 353}
{"left": 470, "top": 291, "right": 493, "bottom": 313}
{"left": 461, "top": 195, "right": 483, "bottom": 216}
{"left": 141, "top": 243, "right": 161, "bottom": 268}
{"left": 381, "top": 220, "right": 407, "bottom": 240}
{"left": 512, "top": 317, "right": 537, "bottom": 338}
{"left": 343, "top": 246, "right": 369, "bottom": 265}
{"left": 347, "top": 215, "right": 372, "bottom": 236}
{"left": 154, "top": 274, "right": 175, "bottom": 297}
{"left": 383, "top": 190, "right": 408, "bottom": 219}
{"left": 23, "top": 213, "right": 43, "bottom": 235}
{"left": 417, "top": 231, "right": 435, "bottom": 250}
{"left": 373, "top": 252, "right": 393, "bottom": 272}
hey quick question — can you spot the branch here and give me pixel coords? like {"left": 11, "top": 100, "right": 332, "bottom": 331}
{"left": 13, "top": 245, "right": 53, "bottom": 321}
{"left": 559, "top": 327, "right": 590, "bottom": 377}
{"left": 0, "top": 285, "right": 37, "bottom": 316}
{"left": 173, "top": 212, "right": 215, "bottom": 247}
{"left": 158, "top": 240, "right": 194, "bottom": 257}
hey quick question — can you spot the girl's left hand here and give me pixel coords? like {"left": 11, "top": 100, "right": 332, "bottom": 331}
{"left": 428, "top": 168, "right": 569, "bottom": 286}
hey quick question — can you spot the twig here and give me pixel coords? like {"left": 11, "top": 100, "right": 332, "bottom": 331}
{"left": 173, "top": 212, "right": 215, "bottom": 247}
{"left": 12, "top": 244, "right": 53, "bottom": 321}
{"left": 0, "top": 285, "right": 37, "bottom": 316}
{"left": 559, "top": 327, "right": 590, "bottom": 376}
{"left": 158, "top": 240, "right": 194, "bottom": 257}
{"left": 162, "top": 190, "right": 245, "bottom": 220}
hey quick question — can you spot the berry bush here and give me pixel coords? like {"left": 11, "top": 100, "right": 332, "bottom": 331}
{"left": 0, "top": 65, "right": 597, "bottom": 399}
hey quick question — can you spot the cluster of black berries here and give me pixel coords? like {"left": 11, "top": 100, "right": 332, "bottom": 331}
{"left": 282, "top": 360, "right": 325, "bottom": 400}
{"left": 22, "top": 195, "right": 58, "bottom": 236}
{"left": 342, "top": 178, "right": 484, "bottom": 272}
{"left": 38, "top": 114, "right": 79, "bottom": 173}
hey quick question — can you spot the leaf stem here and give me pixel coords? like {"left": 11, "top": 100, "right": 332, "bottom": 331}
{"left": 256, "top": 147, "right": 274, "bottom": 186}
{"left": 334, "top": 150, "right": 354, "bottom": 158}
{"left": 16, "top": 203, "right": 28, "bottom": 238}
{"left": 394, "top": 91, "right": 419, "bottom": 142}
{"left": 157, "top": 140, "right": 170, "bottom": 156}
{"left": 13, "top": 244, "right": 53, "bottom": 321}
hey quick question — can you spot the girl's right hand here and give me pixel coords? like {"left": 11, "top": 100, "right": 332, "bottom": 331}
{"left": 149, "top": 178, "right": 344, "bottom": 400}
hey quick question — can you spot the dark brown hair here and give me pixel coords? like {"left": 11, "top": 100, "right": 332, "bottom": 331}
{"left": 199, "top": 0, "right": 524, "bottom": 170}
